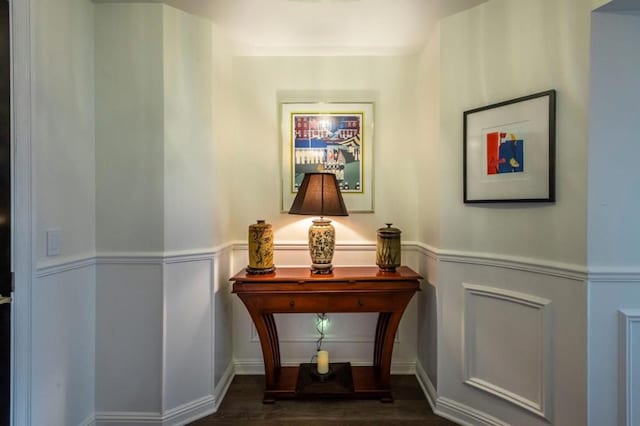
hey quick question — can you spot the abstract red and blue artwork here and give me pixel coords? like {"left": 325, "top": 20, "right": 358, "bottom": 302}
{"left": 486, "top": 131, "right": 524, "bottom": 175}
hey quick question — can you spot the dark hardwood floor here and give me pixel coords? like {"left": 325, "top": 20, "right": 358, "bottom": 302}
{"left": 190, "top": 375, "right": 458, "bottom": 425}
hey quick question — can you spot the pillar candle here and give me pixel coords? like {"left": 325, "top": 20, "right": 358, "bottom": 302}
{"left": 317, "top": 350, "right": 329, "bottom": 375}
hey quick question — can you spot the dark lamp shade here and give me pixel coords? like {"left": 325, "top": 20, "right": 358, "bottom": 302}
{"left": 288, "top": 173, "right": 349, "bottom": 217}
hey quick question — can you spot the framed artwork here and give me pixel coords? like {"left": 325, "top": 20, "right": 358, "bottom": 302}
{"left": 281, "top": 102, "right": 374, "bottom": 212}
{"left": 463, "top": 90, "right": 556, "bottom": 203}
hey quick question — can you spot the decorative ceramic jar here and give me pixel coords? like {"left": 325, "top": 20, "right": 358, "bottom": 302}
{"left": 376, "top": 223, "right": 401, "bottom": 272}
{"left": 247, "top": 220, "right": 275, "bottom": 275}
{"left": 308, "top": 218, "right": 335, "bottom": 274}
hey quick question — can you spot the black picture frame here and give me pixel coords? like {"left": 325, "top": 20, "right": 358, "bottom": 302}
{"left": 463, "top": 90, "right": 556, "bottom": 203}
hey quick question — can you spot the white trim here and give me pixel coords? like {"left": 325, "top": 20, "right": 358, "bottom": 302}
{"left": 79, "top": 413, "right": 96, "bottom": 426}
{"left": 212, "top": 362, "right": 234, "bottom": 413}
{"left": 415, "top": 360, "right": 508, "bottom": 426}
{"left": 462, "top": 283, "right": 553, "bottom": 421}
{"left": 437, "top": 397, "right": 510, "bottom": 426}
{"left": 415, "top": 360, "right": 437, "bottom": 410}
{"left": 32, "top": 241, "right": 593, "bottom": 282}
{"left": 588, "top": 269, "right": 640, "bottom": 283}
{"left": 94, "top": 364, "right": 235, "bottom": 425}
{"left": 161, "top": 395, "right": 215, "bottom": 426}
{"left": 440, "top": 248, "right": 586, "bottom": 281}
{"left": 11, "top": 0, "right": 33, "bottom": 424}
{"left": 232, "top": 358, "right": 416, "bottom": 375}
{"left": 94, "top": 411, "right": 162, "bottom": 425}
{"left": 35, "top": 254, "right": 96, "bottom": 277}
{"left": 618, "top": 309, "right": 640, "bottom": 426}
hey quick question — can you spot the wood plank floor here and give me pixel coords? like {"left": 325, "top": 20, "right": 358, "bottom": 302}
{"left": 190, "top": 375, "right": 458, "bottom": 425}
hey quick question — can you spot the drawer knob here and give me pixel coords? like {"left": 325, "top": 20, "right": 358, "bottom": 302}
{"left": 358, "top": 299, "right": 364, "bottom": 307}
{"left": 289, "top": 300, "right": 295, "bottom": 308}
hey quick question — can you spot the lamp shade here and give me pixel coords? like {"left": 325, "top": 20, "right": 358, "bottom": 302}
{"left": 288, "top": 173, "right": 349, "bottom": 217}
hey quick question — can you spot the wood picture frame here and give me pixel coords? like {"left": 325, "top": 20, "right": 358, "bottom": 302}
{"left": 281, "top": 102, "right": 374, "bottom": 212}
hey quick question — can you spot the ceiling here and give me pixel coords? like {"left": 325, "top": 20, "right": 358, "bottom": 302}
{"left": 163, "top": 0, "right": 487, "bottom": 55}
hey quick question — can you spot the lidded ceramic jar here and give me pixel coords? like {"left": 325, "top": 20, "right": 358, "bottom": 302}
{"left": 247, "top": 220, "right": 275, "bottom": 275}
{"left": 376, "top": 223, "right": 401, "bottom": 272}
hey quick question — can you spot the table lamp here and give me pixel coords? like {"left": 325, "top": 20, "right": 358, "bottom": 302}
{"left": 288, "top": 173, "right": 348, "bottom": 274}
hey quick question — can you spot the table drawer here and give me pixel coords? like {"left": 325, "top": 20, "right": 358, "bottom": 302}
{"left": 248, "top": 293, "right": 400, "bottom": 313}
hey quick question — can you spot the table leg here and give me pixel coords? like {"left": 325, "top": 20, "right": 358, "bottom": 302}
{"left": 373, "top": 311, "right": 404, "bottom": 402}
{"left": 248, "top": 311, "right": 281, "bottom": 403}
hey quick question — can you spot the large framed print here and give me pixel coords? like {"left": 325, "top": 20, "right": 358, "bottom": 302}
{"left": 463, "top": 90, "right": 556, "bottom": 203}
{"left": 281, "top": 102, "right": 374, "bottom": 212}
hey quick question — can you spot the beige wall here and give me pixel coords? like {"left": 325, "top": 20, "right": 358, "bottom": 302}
{"left": 163, "top": 6, "right": 215, "bottom": 251}
{"left": 95, "top": 3, "right": 165, "bottom": 253}
{"left": 230, "top": 55, "right": 420, "bottom": 245}
{"left": 439, "top": 0, "right": 591, "bottom": 266}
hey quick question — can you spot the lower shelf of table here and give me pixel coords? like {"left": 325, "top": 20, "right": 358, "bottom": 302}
{"left": 263, "top": 365, "right": 393, "bottom": 403}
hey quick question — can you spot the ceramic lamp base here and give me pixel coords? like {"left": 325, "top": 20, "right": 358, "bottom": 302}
{"left": 310, "top": 263, "right": 333, "bottom": 275}
{"left": 308, "top": 218, "right": 336, "bottom": 275}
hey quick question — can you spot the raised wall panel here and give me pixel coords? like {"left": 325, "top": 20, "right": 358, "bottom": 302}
{"left": 95, "top": 263, "right": 163, "bottom": 413}
{"left": 463, "top": 284, "right": 552, "bottom": 420}
{"left": 618, "top": 309, "right": 640, "bottom": 426}
{"left": 164, "top": 259, "right": 213, "bottom": 410}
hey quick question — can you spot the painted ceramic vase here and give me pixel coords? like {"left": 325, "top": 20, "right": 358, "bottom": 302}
{"left": 247, "top": 220, "right": 275, "bottom": 275}
{"left": 376, "top": 223, "right": 401, "bottom": 272}
{"left": 309, "top": 218, "right": 335, "bottom": 274}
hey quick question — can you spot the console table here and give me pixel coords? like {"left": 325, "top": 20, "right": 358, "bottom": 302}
{"left": 231, "top": 266, "right": 422, "bottom": 403}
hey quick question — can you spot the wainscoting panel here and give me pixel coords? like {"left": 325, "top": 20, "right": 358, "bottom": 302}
{"left": 95, "top": 262, "right": 164, "bottom": 413}
{"left": 434, "top": 254, "right": 586, "bottom": 426}
{"left": 618, "top": 309, "right": 640, "bottom": 426}
{"left": 213, "top": 247, "right": 234, "bottom": 388}
{"left": 463, "top": 284, "right": 551, "bottom": 419}
{"left": 31, "top": 262, "right": 96, "bottom": 426}
{"left": 163, "top": 258, "right": 213, "bottom": 411}
{"left": 588, "top": 278, "right": 640, "bottom": 426}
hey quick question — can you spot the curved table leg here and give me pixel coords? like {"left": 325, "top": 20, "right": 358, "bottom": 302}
{"left": 248, "top": 311, "right": 281, "bottom": 403}
{"left": 373, "top": 311, "right": 404, "bottom": 402}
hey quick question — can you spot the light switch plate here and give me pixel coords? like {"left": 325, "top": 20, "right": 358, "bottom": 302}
{"left": 46, "top": 229, "right": 61, "bottom": 256}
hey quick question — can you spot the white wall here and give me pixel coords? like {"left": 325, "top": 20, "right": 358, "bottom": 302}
{"left": 163, "top": 8, "right": 215, "bottom": 252}
{"left": 421, "top": 1, "right": 591, "bottom": 424}
{"left": 587, "top": 10, "right": 640, "bottom": 426}
{"left": 31, "top": 0, "right": 96, "bottom": 424}
{"left": 95, "top": 2, "right": 165, "bottom": 254}
{"left": 33, "top": 0, "right": 96, "bottom": 264}
{"left": 93, "top": 3, "right": 234, "bottom": 423}
{"left": 414, "top": 25, "right": 441, "bottom": 390}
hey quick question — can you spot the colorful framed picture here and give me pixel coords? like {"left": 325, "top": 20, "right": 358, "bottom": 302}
{"left": 281, "top": 102, "right": 374, "bottom": 212}
{"left": 463, "top": 90, "right": 556, "bottom": 203}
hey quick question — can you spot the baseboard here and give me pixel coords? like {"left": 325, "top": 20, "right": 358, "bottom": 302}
{"left": 415, "top": 360, "right": 437, "bottom": 410}
{"left": 233, "top": 359, "right": 416, "bottom": 375}
{"left": 94, "top": 411, "right": 162, "bottom": 425}
{"left": 213, "top": 362, "right": 235, "bottom": 412}
{"left": 161, "top": 395, "right": 216, "bottom": 426}
{"left": 79, "top": 413, "right": 96, "bottom": 426}
{"left": 415, "top": 361, "right": 508, "bottom": 426}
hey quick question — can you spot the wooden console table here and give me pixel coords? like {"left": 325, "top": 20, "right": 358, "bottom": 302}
{"left": 231, "top": 266, "right": 422, "bottom": 403}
